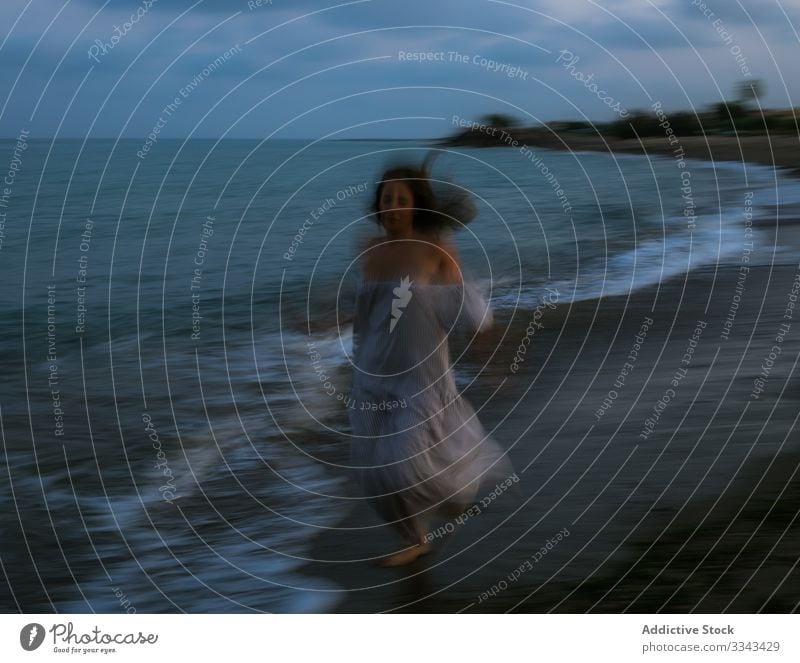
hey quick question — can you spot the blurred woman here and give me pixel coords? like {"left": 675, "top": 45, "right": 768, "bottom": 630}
{"left": 349, "top": 157, "right": 514, "bottom": 566}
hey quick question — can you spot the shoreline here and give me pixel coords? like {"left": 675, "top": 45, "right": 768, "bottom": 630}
{"left": 440, "top": 131, "right": 800, "bottom": 180}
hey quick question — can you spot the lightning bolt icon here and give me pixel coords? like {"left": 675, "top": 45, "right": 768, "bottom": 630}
{"left": 390, "top": 275, "right": 413, "bottom": 333}
{"left": 28, "top": 626, "right": 37, "bottom": 646}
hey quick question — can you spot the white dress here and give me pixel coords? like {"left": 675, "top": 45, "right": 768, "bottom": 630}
{"left": 348, "top": 277, "right": 515, "bottom": 545}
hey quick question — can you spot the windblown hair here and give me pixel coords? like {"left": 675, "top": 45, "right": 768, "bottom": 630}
{"left": 369, "top": 152, "right": 477, "bottom": 236}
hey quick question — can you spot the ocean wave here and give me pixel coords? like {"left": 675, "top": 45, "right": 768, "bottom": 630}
{"left": 491, "top": 205, "right": 758, "bottom": 308}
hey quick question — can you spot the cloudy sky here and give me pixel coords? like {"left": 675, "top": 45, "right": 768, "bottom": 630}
{"left": 1, "top": 0, "right": 798, "bottom": 138}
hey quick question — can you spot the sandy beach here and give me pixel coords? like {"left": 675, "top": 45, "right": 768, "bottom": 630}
{"left": 304, "top": 163, "right": 800, "bottom": 612}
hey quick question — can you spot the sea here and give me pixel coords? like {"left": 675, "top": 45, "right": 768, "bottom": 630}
{"left": 1, "top": 137, "right": 798, "bottom": 612}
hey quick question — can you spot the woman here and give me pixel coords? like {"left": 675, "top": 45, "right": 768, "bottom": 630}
{"left": 349, "top": 158, "right": 514, "bottom": 567}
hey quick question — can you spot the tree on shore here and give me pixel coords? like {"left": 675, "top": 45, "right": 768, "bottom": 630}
{"left": 735, "top": 78, "right": 765, "bottom": 108}
{"left": 480, "top": 113, "right": 520, "bottom": 129}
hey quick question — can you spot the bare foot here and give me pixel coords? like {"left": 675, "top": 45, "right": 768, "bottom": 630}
{"left": 374, "top": 542, "right": 432, "bottom": 567}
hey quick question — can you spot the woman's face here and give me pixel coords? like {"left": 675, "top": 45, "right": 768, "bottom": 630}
{"left": 378, "top": 181, "right": 415, "bottom": 234}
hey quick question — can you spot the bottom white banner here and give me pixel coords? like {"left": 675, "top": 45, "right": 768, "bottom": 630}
{"left": 1, "top": 614, "right": 797, "bottom": 662}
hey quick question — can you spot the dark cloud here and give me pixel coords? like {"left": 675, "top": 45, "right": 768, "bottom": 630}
{"left": 1, "top": 0, "right": 797, "bottom": 138}
{"left": 670, "top": 0, "right": 800, "bottom": 25}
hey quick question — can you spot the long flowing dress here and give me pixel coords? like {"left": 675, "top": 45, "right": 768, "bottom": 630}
{"left": 348, "top": 277, "right": 515, "bottom": 546}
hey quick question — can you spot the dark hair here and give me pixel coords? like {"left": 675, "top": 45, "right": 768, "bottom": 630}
{"left": 369, "top": 156, "right": 476, "bottom": 236}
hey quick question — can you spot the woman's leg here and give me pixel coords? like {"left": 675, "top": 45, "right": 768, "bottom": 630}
{"left": 374, "top": 504, "right": 434, "bottom": 567}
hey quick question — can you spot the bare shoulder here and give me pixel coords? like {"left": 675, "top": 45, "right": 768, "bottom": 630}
{"left": 432, "top": 234, "right": 459, "bottom": 258}
{"left": 358, "top": 236, "right": 384, "bottom": 279}
{"left": 430, "top": 234, "right": 462, "bottom": 283}
{"left": 358, "top": 235, "right": 383, "bottom": 252}
{"left": 358, "top": 236, "right": 384, "bottom": 265}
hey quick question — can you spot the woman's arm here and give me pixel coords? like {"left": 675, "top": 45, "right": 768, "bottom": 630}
{"left": 430, "top": 237, "right": 494, "bottom": 332}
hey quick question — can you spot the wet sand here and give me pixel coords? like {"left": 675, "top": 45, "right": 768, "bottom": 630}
{"left": 301, "top": 135, "right": 800, "bottom": 612}
{"left": 304, "top": 257, "right": 800, "bottom": 612}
